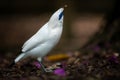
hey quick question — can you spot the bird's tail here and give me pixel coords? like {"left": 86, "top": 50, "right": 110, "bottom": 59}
{"left": 15, "top": 53, "right": 26, "bottom": 63}
{"left": 9, "top": 53, "right": 25, "bottom": 67}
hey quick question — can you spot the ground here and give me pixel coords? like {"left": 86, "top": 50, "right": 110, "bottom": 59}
{"left": 0, "top": 47, "right": 120, "bottom": 80}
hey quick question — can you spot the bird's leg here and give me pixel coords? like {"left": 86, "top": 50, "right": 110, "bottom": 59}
{"left": 37, "top": 57, "right": 53, "bottom": 72}
{"left": 39, "top": 62, "right": 53, "bottom": 72}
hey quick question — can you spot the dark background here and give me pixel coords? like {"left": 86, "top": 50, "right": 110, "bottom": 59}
{"left": 0, "top": 0, "right": 115, "bottom": 51}
{"left": 0, "top": 0, "right": 114, "bottom": 14}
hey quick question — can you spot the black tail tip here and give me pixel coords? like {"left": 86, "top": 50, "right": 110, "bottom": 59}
{"left": 9, "top": 61, "right": 15, "bottom": 67}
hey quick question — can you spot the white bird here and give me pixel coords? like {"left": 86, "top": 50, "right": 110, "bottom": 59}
{"left": 11, "top": 8, "right": 64, "bottom": 72}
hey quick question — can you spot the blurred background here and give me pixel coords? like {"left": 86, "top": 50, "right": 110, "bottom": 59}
{"left": 0, "top": 0, "right": 117, "bottom": 52}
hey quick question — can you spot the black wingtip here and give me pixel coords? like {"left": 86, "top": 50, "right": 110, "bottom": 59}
{"left": 9, "top": 61, "right": 15, "bottom": 67}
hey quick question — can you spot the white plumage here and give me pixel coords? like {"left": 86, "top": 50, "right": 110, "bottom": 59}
{"left": 14, "top": 8, "right": 64, "bottom": 72}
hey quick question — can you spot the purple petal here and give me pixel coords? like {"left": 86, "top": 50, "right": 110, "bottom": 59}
{"left": 54, "top": 68, "right": 66, "bottom": 76}
{"left": 86, "top": 45, "right": 101, "bottom": 52}
{"left": 82, "top": 61, "right": 89, "bottom": 66}
{"left": 93, "top": 46, "right": 100, "bottom": 52}
{"left": 108, "top": 55, "right": 119, "bottom": 64}
{"left": 32, "top": 61, "right": 41, "bottom": 68}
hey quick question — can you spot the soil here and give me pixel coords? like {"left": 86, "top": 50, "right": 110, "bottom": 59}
{"left": 0, "top": 48, "right": 120, "bottom": 80}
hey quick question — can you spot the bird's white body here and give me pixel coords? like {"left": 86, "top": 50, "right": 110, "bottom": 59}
{"left": 15, "top": 8, "right": 64, "bottom": 63}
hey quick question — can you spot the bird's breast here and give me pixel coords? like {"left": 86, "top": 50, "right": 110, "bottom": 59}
{"left": 25, "top": 27, "right": 62, "bottom": 58}
{"left": 49, "top": 27, "right": 62, "bottom": 44}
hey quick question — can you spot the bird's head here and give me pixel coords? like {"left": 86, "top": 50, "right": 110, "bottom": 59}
{"left": 48, "top": 8, "right": 64, "bottom": 28}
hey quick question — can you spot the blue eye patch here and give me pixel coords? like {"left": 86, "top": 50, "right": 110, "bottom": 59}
{"left": 59, "top": 11, "right": 63, "bottom": 20}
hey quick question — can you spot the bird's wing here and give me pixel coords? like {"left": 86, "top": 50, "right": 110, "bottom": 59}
{"left": 22, "top": 22, "right": 48, "bottom": 52}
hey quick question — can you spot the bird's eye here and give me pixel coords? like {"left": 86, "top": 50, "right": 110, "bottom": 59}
{"left": 59, "top": 11, "right": 63, "bottom": 20}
